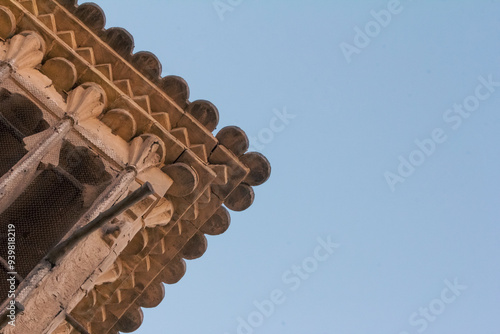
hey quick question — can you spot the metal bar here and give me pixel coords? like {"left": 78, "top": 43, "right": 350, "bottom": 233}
{"left": 46, "top": 181, "right": 154, "bottom": 264}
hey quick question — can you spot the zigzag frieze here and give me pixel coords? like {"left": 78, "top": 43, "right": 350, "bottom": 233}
{"left": 44, "top": 0, "right": 218, "bottom": 158}
{"left": 6, "top": 0, "right": 219, "bottom": 167}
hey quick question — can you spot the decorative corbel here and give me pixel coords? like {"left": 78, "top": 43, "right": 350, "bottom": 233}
{"left": 128, "top": 134, "right": 166, "bottom": 175}
{"left": 0, "top": 31, "right": 45, "bottom": 82}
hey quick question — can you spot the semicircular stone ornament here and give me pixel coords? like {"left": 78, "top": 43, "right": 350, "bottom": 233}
{"left": 116, "top": 307, "right": 143, "bottom": 333}
{"left": 132, "top": 51, "right": 162, "bottom": 80}
{"left": 101, "top": 27, "right": 135, "bottom": 58}
{"left": 158, "top": 75, "right": 190, "bottom": 109}
{"left": 100, "top": 108, "right": 137, "bottom": 141}
{"left": 240, "top": 152, "right": 271, "bottom": 186}
{"left": 216, "top": 126, "right": 249, "bottom": 157}
{"left": 158, "top": 257, "right": 186, "bottom": 284}
{"left": 224, "top": 183, "right": 255, "bottom": 211}
{"left": 74, "top": 3, "right": 106, "bottom": 32}
{"left": 41, "top": 57, "right": 78, "bottom": 92}
{"left": 161, "top": 162, "right": 199, "bottom": 197}
{"left": 180, "top": 232, "right": 207, "bottom": 260}
{"left": 0, "top": 6, "right": 16, "bottom": 40}
{"left": 187, "top": 100, "right": 220, "bottom": 132}
{"left": 136, "top": 282, "right": 165, "bottom": 308}
{"left": 200, "top": 206, "right": 231, "bottom": 235}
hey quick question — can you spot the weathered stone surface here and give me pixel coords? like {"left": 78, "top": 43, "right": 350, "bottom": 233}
{"left": 187, "top": 100, "right": 219, "bottom": 132}
{"left": 100, "top": 108, "right": 137, "bottom": 141}
{"left": 162, "top": 162, "right": 199, "bottom": 197}
{"left": 66, "top": 82, "right": 107, "bottom": 121}
{"left": 158, "top": 75, "right": 189, "bottom": 109}
{"left": 0, "top": 6, "right": 15, "bottom": 40}
{"left": 132, "top": 51, "right": 162, "bottom": 80}
{"left": 74, "top": 3, "right": 106, "bottom": 32}
{"left": 102, "top": 27, "right": 135, "bottom": 58}
{"left": 180, "top": 232, "right": 207, "bottom": 260}
{"left": 216, "top": 126, "right": 249, "bottom": 156}
{"left": 224, "top": 183, "right": 255, "bottom": 212}
{"left": 128, "top": 134, "right": 166, "bottom": 173}
{"left": 116, "top": 307, "right": 143, "bottom": 333}
{"left": 240, "top": 152, "right": 271, "bottom": 186}
{"left": 136, "top": 281, "right": 164, "bottom": 308}
{"left": 2, "top": 31, "right": 45, "bottom": 70}
{"left": 41, "top": 57, "right": 77, "bottom": 91}
{"left": 200, "top": 206, "right": 231, "bottom": 235}
{"left": 158, "top": 257, "right": 186, "bottom": 284}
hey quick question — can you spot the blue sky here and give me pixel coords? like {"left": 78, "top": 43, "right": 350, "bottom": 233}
{"left": 91, "top": 1, "right": 500, "bottom": 333}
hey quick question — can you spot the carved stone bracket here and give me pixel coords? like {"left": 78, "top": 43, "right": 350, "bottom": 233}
{"left": 0, "top": 31, "right": 45, "bottom": 81}
{"left": 66, "top": 82, "right": 107, "bottom": 123}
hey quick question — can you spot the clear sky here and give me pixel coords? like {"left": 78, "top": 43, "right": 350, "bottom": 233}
{"left": 91, "top": 1, "right": 500, "bottom": 333}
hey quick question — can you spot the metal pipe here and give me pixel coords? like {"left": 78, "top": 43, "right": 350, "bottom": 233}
{"left": 46, "top": 181, "right": 154, "bottom": 264}
{"left": 70, "top": 167, "right": 138, "bottom": 233}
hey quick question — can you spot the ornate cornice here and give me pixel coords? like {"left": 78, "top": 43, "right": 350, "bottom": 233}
{"left": 0, "top": 1, "right": 271, "bottom": 333}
